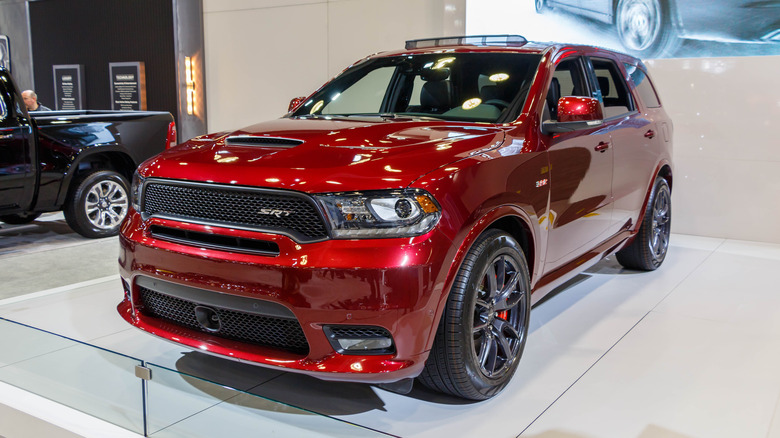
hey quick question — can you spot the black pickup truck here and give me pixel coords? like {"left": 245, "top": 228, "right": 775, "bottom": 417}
{"left": 0, "top": 68, "right": 175, "bottom": 237}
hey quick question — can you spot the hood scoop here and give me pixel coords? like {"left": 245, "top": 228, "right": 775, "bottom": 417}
{"left": 225, "top": 136, "right": 303, "bottom": 148}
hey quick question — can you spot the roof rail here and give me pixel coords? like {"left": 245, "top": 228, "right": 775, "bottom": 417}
{"left": 405, "top": 35, "right": 527, "bottom": 50}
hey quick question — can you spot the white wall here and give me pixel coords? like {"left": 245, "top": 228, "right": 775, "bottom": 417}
{"left": 203, "top": 0, "right": 465, "bottom": 132}
{"left": 646, "top": 56, "right": 780, "bottom": 244}
{"left": 203, "top": 1, "right": 780, "bottom": 245}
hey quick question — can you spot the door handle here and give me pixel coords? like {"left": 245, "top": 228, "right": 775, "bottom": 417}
{"left": 594, "top": 142, "right": 610, "bottom": 153}
{"left": 644, "top": 130, "right": 655, "bottom": 139}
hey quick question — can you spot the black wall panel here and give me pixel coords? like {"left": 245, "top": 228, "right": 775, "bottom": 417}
{"left": 29, "top": 0, "right": 176, "bottom": 116}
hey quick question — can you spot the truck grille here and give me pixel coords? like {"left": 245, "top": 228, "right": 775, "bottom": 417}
{"left": 139, "top": 286, "right": 310, "bottom": 355}
{"left": 141, "top": 181, "right": 329, "bottom": 242}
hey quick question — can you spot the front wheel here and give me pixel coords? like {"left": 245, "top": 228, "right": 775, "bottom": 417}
{"left": 616, "top": 0, "right": 680, "bottom": 58}
{"left": 64, "top": 170, "right": 130, "bottom": 238}
{"left": 535, "top": 0, "right": 549, "bottom": 13}
{"left": 616, "top": 176, "right": 671, "bottom": 270}
{"left": 419, "top": 229, "right": 531, "bottom": 400}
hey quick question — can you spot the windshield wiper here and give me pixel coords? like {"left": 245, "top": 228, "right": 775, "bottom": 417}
{"left": 294, "top": 113, "right": 445, "bottom": 121}
{"left": 339, "top": 113, "right": 446, "bottom": 121}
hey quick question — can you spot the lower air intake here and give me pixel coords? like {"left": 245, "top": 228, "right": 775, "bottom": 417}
{"left": 139, "top": 286, "right": 309, "bottom": 355}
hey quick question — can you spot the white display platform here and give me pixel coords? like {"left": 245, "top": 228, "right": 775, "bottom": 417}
{"left": 3, "top": 228, "right": 780, "bottom": 437}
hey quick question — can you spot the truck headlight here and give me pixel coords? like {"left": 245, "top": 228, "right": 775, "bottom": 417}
{"left": 131, "top": 172, "right": 145, "bottom": 212}
{"left": 316, "top": 189, "right": 441, "bottom": 238}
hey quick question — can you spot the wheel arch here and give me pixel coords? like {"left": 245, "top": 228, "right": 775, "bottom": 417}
{"left": 424, "top": 206, "right": 539, "bottom": 351}
{"left": 484, "top": 215, "right": 536, "bottom": 282}
{"left": 658, "top": 163, "right": 673, "bottom": 191}
{"left": 57, "top": 149, "right": 137, "bottom": 206}
{"left": 629, "top": 161, "right": 673, "bottom": 238}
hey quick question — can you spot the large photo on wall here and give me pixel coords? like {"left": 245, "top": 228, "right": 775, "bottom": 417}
{"left": 467, "top": 0, "right": 780, "bottom": 58}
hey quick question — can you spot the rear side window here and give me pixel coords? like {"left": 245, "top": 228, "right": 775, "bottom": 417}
{"left": 625, "top": 63, "right": 662, "bottom": 108}
{"left": 590, "top": 58, "right": 634, "bottom": 118}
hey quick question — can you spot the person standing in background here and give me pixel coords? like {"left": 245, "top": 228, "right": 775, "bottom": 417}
{"left": 22, "top": 90, "right": 52, "bottom": 111}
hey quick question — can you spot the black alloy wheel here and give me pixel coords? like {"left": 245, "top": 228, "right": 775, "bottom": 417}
{"left": 616, "top": 176, "right": 671, "bottom": 270}
{"left": 419, "top": 229, "right": 530, "bottom": 400}
{"left": 472, "top": 250, "right": 529, "bottom": 380}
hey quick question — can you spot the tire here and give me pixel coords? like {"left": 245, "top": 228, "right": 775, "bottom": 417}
{"left": 0, "top": 212, "right": 41, "bottom": 224}
{"left": 535, "top": 0, "right": 548, "bottom": 13}
{"left": 419, "top": 229, "right": 531, "bottom": 400}
{"left": 616, "top": 177, "right": 671, "bottom": 270}
{"left": 63, "top": 170, "right": 130, "bottom": 238}
{"left": 616, "top": 0, "right": 680, "bottom": 58}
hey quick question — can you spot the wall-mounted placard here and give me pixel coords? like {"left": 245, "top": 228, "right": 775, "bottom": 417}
{"left": 109, "top": 62, "right": 146, "bottom": 110}
{"left": 52, "top": 64, "right": 85, "bottom": 110}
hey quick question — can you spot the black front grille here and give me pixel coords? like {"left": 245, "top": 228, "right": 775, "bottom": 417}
{"left": 149, "top": 225, "right": 280, "bottom": 256}
{"left": 142, "top": 181, "right": 329, "bottom": 242}
{"left": 139, "top": 286, "right": 309, "bottom": 354}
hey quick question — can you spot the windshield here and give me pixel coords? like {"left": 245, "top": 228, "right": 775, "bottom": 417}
{"left": 292, "top": 52, "right": 542, "bottom": 123}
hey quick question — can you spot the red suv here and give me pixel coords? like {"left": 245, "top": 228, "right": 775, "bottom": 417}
{"left": 118, "top": 35, "right": 673, "bottom": 400}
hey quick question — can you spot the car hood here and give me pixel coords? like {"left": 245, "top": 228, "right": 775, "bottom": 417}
{"left": 140, "top": 117, "right": 506, "bottom": 193}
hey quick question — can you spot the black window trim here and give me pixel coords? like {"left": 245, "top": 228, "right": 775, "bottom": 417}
{"left": 623, "top": 62, "right": 663, "bottom": 110}
{"left": 541, "top": 55, "right": 594, "bottom": 122}
{"left": 585, "top": 56, "right": 639, "bottom": 120}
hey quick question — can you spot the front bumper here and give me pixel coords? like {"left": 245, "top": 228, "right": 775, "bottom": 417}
{"left": 118, "top": 209, "right": 455, "bottom": 383}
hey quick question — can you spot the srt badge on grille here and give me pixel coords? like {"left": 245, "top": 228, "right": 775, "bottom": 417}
{"left": 258, "top": 208, "right": 294, "bottom": 218}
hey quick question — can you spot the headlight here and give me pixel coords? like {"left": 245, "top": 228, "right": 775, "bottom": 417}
{"left": 316, "top": 189, "right": 441, "bottom": 238}
{"left": 131, "top": 171, "right": 145, "bottom": 212}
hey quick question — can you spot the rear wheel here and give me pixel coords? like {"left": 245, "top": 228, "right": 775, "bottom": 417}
{"left": 616, "top": 0, "right": 680, "bottom": 58}
{"left": 0, "top": 212, "right": 41, "bottom": 224}
{"left": 616, "top": 177, "right": 671, "bottom": 270}
{"left": 419, "top": 229, "right": 530, "bottom": 400}
{"left": 535, "top": 0, "right": 549, "bottom": 13}
{"left": 64, "top": 170, "right": 130, "bottom": 238}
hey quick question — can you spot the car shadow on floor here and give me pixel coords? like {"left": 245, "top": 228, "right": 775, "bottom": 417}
{"left": 0, "top": 214, "right": 86, "bottom": 254}
{"left": 167, "top": 256, "right": 661, "bottom": 417}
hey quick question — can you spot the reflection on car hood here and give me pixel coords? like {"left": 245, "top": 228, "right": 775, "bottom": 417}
{"left": 139, "top": 118, "right": 507, "bottom": 193}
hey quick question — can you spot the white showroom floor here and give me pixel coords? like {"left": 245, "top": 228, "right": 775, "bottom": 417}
{"left": 2, "top": 213, "right": 780, "bottom": 437}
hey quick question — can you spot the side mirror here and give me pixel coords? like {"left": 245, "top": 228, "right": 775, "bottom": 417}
{"left": 542, "top": 96, "right": 603, "bottom": 134}
{"left": 288, "top": 96, "right": 307, "bottom": 113}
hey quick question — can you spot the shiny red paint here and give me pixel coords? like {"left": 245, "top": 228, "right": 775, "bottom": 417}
{"left": 118, "top": 41, "right": 673, "bottom": 383}
{"left": 287, "top": 96, "right": 307, "bottom": 113}
{"left": 557, "top": 96, "right": 603, "bottom": 123}
{"left": 166, "top": 121, "right": 177, "bottom": 149}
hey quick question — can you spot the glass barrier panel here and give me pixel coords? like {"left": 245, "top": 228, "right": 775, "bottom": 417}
{"left": 146, "top": 363, "right": 390, "bottom": 437}
{"left": 0, "top": 318, "right": 145, "bottom": 435}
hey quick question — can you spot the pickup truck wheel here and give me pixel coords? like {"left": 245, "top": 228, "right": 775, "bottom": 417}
{"left": 616, "top": 177, "right": 671, "bottom": 270}
{"left": 419, "top": 229, "right": 530, "bottom": 400}
{"left": 64, "top": 170, "right": 130, "bottom": 238}
{"left": 0, "top": 212, "right": 42, "bottom": 224}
